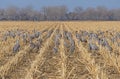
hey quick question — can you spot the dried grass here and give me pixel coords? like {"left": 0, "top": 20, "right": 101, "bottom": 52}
{"left": 0, "top": 21, "right": 120, "bottom": 79}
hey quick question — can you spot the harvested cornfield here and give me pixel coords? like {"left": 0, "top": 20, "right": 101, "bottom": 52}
{"left": 0, "top": 21, "right": 120, "bottom": 79}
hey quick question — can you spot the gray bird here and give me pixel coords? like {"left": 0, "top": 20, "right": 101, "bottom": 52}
{"left": 46, "top": 30, "right": 53, "bottom": 38}
{"left": 53, "top": 46, "right": 58, "bottom": 53}
{"left": 88, "top": 42, "right": 99, "bottom": 51}
{"left": 35, "top": 38, "right": 42, "bottom": 49}
{"left": 2, "top": 35, "right": 7, "bottom": 41}
{"left": 64, "top": 41, "right": 70, "bottom": 48}
{"left": 70, "top": 39, "right": 75, "bottom": 53}
{"left": 35, "top": 32, "right": 41, "bottom": 38}
{"left": 29, "top": 41, "right": 36, "bottom": 50}
{"left": 13, "top": 40, "right": 20, "bottom": 53}
{"left": 98, "top": 38, "right": 109, "bottom": 46}
{"left": 106, "top": 45, "right": 113, "bottom": 51}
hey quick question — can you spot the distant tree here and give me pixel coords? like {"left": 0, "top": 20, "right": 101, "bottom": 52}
{"left": 74, "top": 7, "right": 83, "bottom": 20}
{"left": 42, "top": 5, "right": 68, "bottom": 20}
{"left": 0, "top": 9, "right": 5, "bottom": 20}
{"left": 0, "top": 5, "right": 120, "bottom": 21}
{"left": 112, "top": 9, "right": 120, "bottom": 20}
{"left": 5, "top": 6, "right": 19, "bottom": 20}
{"left": 95, "top": 6, "right": 109, "bottom": 20}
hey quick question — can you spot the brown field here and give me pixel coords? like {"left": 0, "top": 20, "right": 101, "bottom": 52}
{"left": 0, "top": 21, "right": 120, "bottom": 79}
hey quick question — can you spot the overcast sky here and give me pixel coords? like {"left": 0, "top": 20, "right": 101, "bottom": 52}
{"left": 0, "top": 0, "right": 120, "bottom": 10}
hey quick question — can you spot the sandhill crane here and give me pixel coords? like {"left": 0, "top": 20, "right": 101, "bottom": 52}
{"left": 88, "top": 42, "right": 99, "bottom": 51}
{"left": 34, "top": 31, "right": 41, "bottom": 38}
{"left": 10, "top": 31, "right": 16, "bottom": 38}
{"left": 75, "top": 31, "right": 80, "bottom": 39}
{"left": 63, "top": 31, "right": 68, "bottom": 39}
{"left": 52, "top": 33, "right": 61, "bottom": 53}
{"left": 66, "top": 32, "right": 75, "bottom": 53}
{"left": 64, "top": 41, "right": 70, "bottom": 48}
{"left": 35, "top": 38, "right": 42, "bottom": 49}
{"left": 69, "top": 39, "right": 75, "bottom": 53}
{"left": 21, "top": 33, "right": 28, "bottom": 44}
{"left": 53, "top": 46, "right": 58, "bottom": 53}
{"left": 98, "top": 38, "right": 109, "bottom": 46}
{"left": 2, "top": 35, "right": 7, "bottom": 41}
{"left": 88, "top": 39, "right": 99, "bottom": 51}
{"left": 29, "top": 38, "right": 42, "bottom": 52}
{"left": 46, "top": 30, "right": 53, "bottom": 38}
{"left": 29, "top": 41, "right": 36, "bottom": 50}
{"left": 98, "top": 38, "right": 112, "bottom": 51}
{"left": 13, "top": 40, "right": 20, "bottom": 53}
{"left": 106, "top": 44, "right": 113, "bottom": 51}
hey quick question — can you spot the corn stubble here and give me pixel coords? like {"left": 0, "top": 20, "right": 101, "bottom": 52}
{"left": 0, "top": 21, "right": 120, "bottom": 79}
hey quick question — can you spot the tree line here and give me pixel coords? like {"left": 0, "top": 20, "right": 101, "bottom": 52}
{"left": 0, "top": 6, "right": 120, "bottom": 21}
